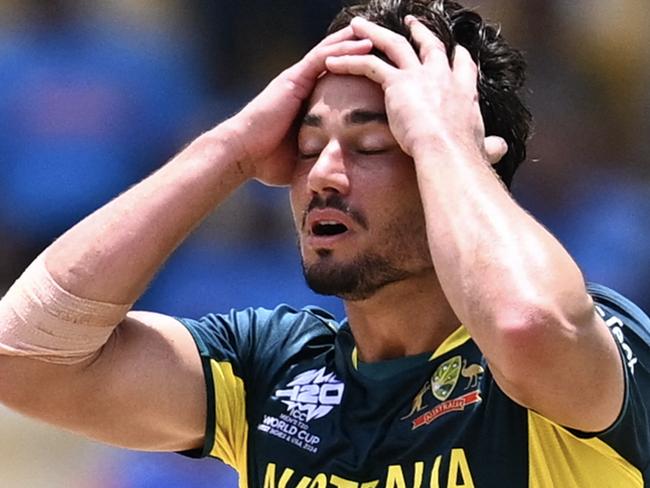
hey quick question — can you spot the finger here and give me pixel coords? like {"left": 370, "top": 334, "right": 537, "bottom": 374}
{"left": 319, "top": 25, "right": 356, "bottom": 47}
{"left": 290, "top": 39, "right": 374, "bottom": 87}
{"left": 484, "top": 136, "right": 508, "bottom": 166}
{"left": 452, "top": 45, "right": 479, "bottom": 89}
{"left": 349, "top": 17, "right": 421, "bottom": 68}
{"left": 325, "top": 54, "right": 397, "bottom": 85}
{"left": 315, "top": 39, "right": 375, "bottom": 64}
{"left": 405, "top": 15, "right": 449, "bottom": 66}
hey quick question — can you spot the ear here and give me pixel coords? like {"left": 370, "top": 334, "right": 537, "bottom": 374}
{"left": 484, "top": 136, "right": 508, "bottom": 166}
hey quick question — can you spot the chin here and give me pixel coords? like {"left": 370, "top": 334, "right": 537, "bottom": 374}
{"left": 301, "top": 252, "right": 411, "bottom": 301}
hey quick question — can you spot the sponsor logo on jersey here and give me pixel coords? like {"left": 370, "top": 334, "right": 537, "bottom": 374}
{"left": 275, "top": 367, "right": 345, "bottom": 421}
{"left": 402, "top": 355, "right": 483, "bottom": 430}
{"left": 257, "top": 367, "right": 344, "bottom": 453}
{"left": 596, "top": 305, "right": 638, "bottom": 375}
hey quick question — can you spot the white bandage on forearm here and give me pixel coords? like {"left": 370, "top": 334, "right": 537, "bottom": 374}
{"left": 0, "top": 254, "right": 132, "bottom": 364}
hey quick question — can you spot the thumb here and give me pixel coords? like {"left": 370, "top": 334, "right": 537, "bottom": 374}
{"left": 484, "top": 136, "right": 508, "bottom": 166}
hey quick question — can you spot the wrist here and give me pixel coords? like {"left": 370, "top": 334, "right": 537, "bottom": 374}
{"left": 410, "top": 135, "right": 488, "bottom": 170}
{"left": 203, "top": 121, "right": 256, "bottom": 181}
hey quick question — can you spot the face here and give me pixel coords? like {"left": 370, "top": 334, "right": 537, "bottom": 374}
{"left": 290, "top": 74, "right": 433, "bottom": 301}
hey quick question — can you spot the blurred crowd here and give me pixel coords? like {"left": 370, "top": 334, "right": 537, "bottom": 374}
{"left": 0, "top": 0, "right": 648, "bottom": 487}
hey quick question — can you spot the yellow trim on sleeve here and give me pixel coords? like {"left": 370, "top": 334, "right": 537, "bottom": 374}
{"left": 209, "top": 360, "right": 249, "bottom": 488}
{"left": 528, "top": 411, "right": 642, "bottom": 487}
{"left": 431, "top": 326, "right": 471, "bottom": 360}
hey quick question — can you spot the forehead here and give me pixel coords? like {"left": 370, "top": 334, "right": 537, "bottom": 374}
{"left": 305, "top": 74, "right": 385, "bottom": 116}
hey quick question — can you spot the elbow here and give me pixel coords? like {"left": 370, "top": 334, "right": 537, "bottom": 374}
{"left": 489, "top": 296, "right": 593, "bottom": 389}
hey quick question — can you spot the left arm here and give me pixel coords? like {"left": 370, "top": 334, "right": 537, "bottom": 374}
{"left": 326, "top": 16, "right": 623, "bottom": 432}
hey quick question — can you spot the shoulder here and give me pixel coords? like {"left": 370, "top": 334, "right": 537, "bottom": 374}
{"left": 176, "top": 304, "right": 339, "bottom": 365}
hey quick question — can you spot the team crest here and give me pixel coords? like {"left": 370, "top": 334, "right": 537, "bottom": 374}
{"left": 431, "top": 355, "right": 462, "bottom": 401}
{"left": 402, "top": 355, "right": 484, "bottom": 430}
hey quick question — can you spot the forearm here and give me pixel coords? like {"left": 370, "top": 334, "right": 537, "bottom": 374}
{"left": 413, "top": 148, "right": 627, "bottom": 430}
{"left": 330, "top": 14, "right": 622, "bottom": 431}
{"left": 45, "top": 124, "right": 249, "bottom": 304}
{"left": 413, "top": 145, "right": 594, "bottom": 357}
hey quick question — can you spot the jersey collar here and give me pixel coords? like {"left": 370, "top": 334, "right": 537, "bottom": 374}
{"left": 349, "top": 324, "right": 471, "bottom": 369}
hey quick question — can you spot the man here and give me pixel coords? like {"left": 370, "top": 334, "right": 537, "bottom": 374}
{"left": 0, "top": 1, "right": 648, "bottom": 487}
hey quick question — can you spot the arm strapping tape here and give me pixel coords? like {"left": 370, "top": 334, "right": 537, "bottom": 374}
{"left": 0, "top": 254, "right": 133, "bottom": 364}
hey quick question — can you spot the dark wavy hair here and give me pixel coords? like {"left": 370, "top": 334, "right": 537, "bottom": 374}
{"left": 328, "top": 0, "right": 531, "bottom": 188}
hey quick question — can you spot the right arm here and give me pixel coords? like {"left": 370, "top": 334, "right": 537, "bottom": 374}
{"left": 0, "top": 123, "right": 247, "bottom": 451}
{"left": 0, "top": 27, "right": 371, "bottom": 452}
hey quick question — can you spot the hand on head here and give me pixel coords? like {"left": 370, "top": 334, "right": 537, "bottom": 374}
{"left": 324, "top": 16, "right": 507, "bottom": 166}
{"left": 222, "top": 26, "right": 373, "bottom": 186}
{"left": 223, "top": 16, "right": 507, "bottom": 189}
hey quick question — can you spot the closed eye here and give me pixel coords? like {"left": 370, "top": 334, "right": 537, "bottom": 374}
{"left": 299, "top": 151, "right": 321, "bottom": 160}
{"left": 357, "top": 148, "right": 389, "bottom": 156}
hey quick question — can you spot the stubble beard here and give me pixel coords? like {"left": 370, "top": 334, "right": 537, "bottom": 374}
{"left": 297, "top": 189, "right": 433, "bottom": 301}
{"left": 300, "top": 218, "right": 432, "bottom": 301}
{"left": 302, "top": 250, "right": 413, "bottom": 301}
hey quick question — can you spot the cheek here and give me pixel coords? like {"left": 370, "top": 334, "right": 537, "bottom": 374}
{"left": 373, "top": 169, "right": 421, "bottom": 209}
{"left": 289, "top": 186, "right": 307, "bottom": 231}
{"left": 292, "top": 159, "right": 312, "bottom": 179}
{"left": 373, "top": 180, "right": 425, "bottom": 232}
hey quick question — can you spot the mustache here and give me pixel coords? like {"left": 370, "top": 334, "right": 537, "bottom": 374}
{"left": 302, "top": 194, "right": 368, "bottom": 230}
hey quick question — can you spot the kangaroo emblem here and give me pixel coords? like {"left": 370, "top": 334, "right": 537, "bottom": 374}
{"left": 461, "top": 359, "right": 484, "bottom": 390}
{"left": 401, "top": 381, "right": 431, "bottom": 419}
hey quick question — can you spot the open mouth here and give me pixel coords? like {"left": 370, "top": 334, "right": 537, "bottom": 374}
{"left": 311, "top": 221, "right": 349, "bottom": 237}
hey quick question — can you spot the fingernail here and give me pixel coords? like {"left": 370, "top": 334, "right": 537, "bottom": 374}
{"left": 404, "top": 15, "right": 417, "bottom": 25}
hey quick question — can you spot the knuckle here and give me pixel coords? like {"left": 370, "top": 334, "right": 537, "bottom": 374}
{"left": 370, "top": 55, "right": 384, "bottom": 69}
{"left": 303, "top": 50, "right": 318, "bottom": 64}
{"left": 429, "top": 36, "right": 446, "bottom": 50}
{"left": 390, "top": 34, "right": 410, "bottom": 50}
{"left": 315, "top": 44, "right": 331, "bottom": 57}
{"left": 421, "top": 43, "right": 444, "bottom": 60}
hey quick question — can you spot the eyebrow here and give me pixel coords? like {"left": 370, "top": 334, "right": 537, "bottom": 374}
{"left": 301, "top": 109, "right": 388, "bottom": 127}
{"left": 346, "top": 110, "right": 388, "bottom": 125}
{"left": 302, "top": 113, "right": 322, "bottom": 127}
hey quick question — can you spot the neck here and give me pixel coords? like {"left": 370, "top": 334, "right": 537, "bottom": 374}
{"left": 344, "top": 269, "right": 460, "bottom": 363}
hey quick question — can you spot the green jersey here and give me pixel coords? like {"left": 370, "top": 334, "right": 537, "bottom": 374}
{"left": 179, "top": 284, "right": 649, "bottom": 487}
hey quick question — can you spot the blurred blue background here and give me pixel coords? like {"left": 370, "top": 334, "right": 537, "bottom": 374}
{"left": 0, "top": 0, "right": 648, "bottom": 486}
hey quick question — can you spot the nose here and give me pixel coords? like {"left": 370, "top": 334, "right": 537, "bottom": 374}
{"left": 307, "top": 141, "right": 350, "bottom": 195}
